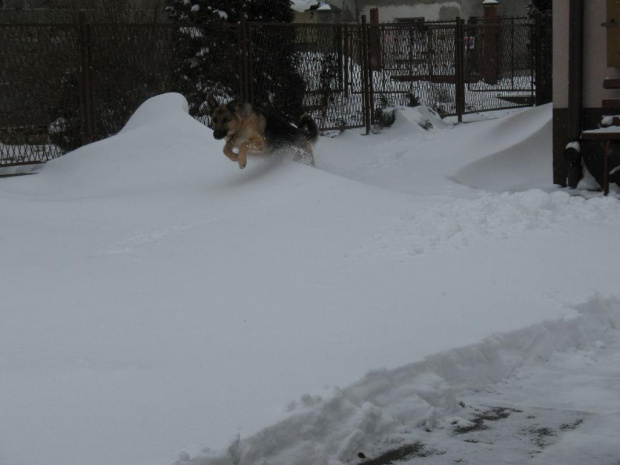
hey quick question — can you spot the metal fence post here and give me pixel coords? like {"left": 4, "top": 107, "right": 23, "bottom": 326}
{"left": 511, "top": 17, "right": 515, "bottom": 88}
{"left": 237, "top": 21, "right": 245, "bottom": 101}
{"left": 367, "top": 21, "right": 375, "bottom": 127}
{"left": 239, "top": 17, "right": 250, "bottom": 103}
{"left": 454, "top": 17, "right": 465, "bottom": 123}
{"left": 343, "top": 26, "right": 350, "bottom": 98}
{"left": 534, "top": 12, "right": 544, "bottom": 106}
{"left": 337, "top": 25, "right": 343, "bottom": 91}
{"left": 78, "top": 11, "right": 95, "bottom": 144}
{"left": 361, "top": 15, "right": 371, "bottom": 134}
{"left": 245, "top": 20, "right": 254, "bottom": 104}
{"left": 86, "top": 21, "right": 96, "bottom": 141}
{"left": 543, "top": 13, "right": 553, "bottom": 104}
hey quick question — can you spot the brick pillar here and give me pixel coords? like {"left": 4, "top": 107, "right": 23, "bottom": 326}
{"left": 483, "top": 0, "right": 499, "bottom": 85}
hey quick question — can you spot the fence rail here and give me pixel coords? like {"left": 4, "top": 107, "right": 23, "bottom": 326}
{"left": 0, "top": 14, "right": 552, "bottom": 167}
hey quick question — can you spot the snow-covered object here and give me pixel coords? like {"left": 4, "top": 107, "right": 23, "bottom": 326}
{"left": 582, "top": 126, "right": 620, "bottom": 135}
{"left": 601, "top": 115, "right": 620, "bottom": 127}
{"left": 214, "top": 9, "right": 228, "bottom": 19}
{"left": 391, "top": 105, "right": 450, "bottom": 132}
{"left": 291, "top": 0, "right": 330, "bottom": 12}
{"left": 291, "top": 0, "right": 319, "bottom": 13}
{"left": 577, "top": 163, "right": 602, "bottom": 191}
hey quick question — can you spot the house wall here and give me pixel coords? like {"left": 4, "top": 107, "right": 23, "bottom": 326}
{"left": 553, "top": 0, "right": 569, "bottom": 109}
{"left": 553, "top": 0, "right": 620, "bottom": 186}
{"left": 353, "top": 0, "right": 527, "bottom": 23}
{"left": 583, "top": 1, "right": 620, "bottom": 107}
{"left": 497, "top": 0, "right": 527, "bottom": 17}
{"left": 357, "top": 0, "right": 461, "bottom": 22}
{"left": 294, "top": 9, "right": 341, "bottom": 24}
{"left": 327, "top": 0, "right": 357, "bottom": 22}
{"left": 555, "top": 0, "right": 620, "bottom": 110}
{"left": 461, "top": 0, "right": 526, "bottom": 18}
{"left": 552, "top": 0, "right": 570, "bottom": 185}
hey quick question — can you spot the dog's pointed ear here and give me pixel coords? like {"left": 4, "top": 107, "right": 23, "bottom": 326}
{"left": 206, "top": 95, "right": 219, "bottom": 114}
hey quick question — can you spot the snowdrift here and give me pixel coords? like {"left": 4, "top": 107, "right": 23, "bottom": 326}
{"left": 453, "top": 104, "right": 553, "bottom": 192}
{"left": 1, "top": 94, "right": 620, "bottom": 465}
{"left": 316, "top": 104, "right": 555, "bottom": 196}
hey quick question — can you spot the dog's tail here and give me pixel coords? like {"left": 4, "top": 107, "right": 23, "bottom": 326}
{"left": 298, "top": 114, "right": 319, "bottom": 143}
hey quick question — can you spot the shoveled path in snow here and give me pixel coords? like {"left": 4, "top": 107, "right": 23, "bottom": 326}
{"left": 358, "top": 321, "right": 620, "bottom": 465}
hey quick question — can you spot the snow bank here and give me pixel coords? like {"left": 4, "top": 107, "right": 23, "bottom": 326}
{"left": 453, "top": 112, "right": 552, "bottom": 192}
{"left": 1, "top": 93, "right": 211, "bottom": 199}
{"left": 388, "top": 105, "right": 450, "bottom": 133}
{"left": 121, "top": 93, "right": 191, "bottom": 133}
{"left": 2, "top": 95, "right": 620, "bottom": 465}
{"left": 317, "top": 104, "right": 554, "bottom": 196}
{"left": 176, "top": 296, "right": 620, "bottom": 465}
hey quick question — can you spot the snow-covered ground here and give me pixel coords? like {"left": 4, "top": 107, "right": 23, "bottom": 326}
{"left": 1, "top": 94, "right": 619, "bottom": 465}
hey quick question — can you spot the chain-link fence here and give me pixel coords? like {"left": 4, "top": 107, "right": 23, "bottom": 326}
{"left": 462, "top": 18, "right": 537, "bottom": 114}
{"left": 367, "top": 17, "right": 550, "bottom": 119}
{"left": 250, "top": 23, "right": 368, "bottom": 130}
{"left": 0, "top": 23, "right": 81, "bottom": 165}
{"left": 89, "top": 24, "right": 181, "bottom": 137}
{"left": 369, "top": 22, "right": 460, "bottom": 117}
{"left": 0, "top": 15, "right": 551, "bottom": 167}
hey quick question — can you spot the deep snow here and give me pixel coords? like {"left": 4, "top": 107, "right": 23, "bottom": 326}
{"left": 1, "top": 94, "right": 619, "bottom": 465}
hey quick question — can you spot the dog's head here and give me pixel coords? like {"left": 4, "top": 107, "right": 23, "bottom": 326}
{"left": 207, "top": 96, "right": 237, "bottom": 140}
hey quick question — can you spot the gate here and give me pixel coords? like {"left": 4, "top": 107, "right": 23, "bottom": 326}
{"left": 461, "top": 18, "right": 537, "bottom": 114}
{"left": 367, "top": 16, "right": 548, "bottom": 121}
{"left": 368, "top": 21, "right": 460, "bottom": 117}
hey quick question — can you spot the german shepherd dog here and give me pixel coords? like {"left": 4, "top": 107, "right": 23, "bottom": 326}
{"left": 207, "top": 96, "right": 319, "bottom": 169}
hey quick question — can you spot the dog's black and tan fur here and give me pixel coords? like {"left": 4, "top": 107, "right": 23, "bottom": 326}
{"left": 207, "top": 96, "right": 319, "bottom": 169}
